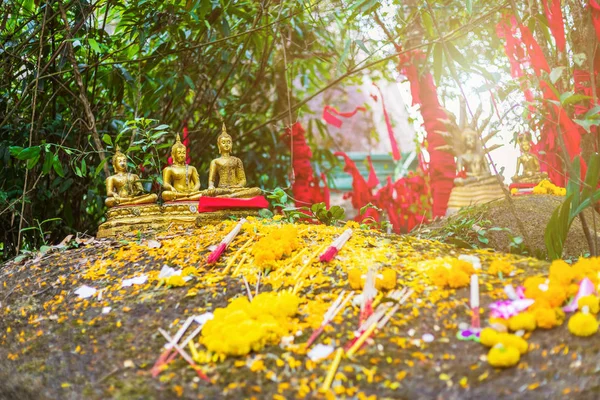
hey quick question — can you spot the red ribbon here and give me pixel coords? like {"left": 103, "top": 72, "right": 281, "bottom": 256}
{"left": 591, "top": 0, "right": 600, "bottom": 42}
{"left": 322, "top": 105, "right": 366, "bottom": 128}
{"left": 541, "top": 0, "right": 566, "bottom": 52}
{"left": 372, "top": 83, "right": 402, "bottom": 161}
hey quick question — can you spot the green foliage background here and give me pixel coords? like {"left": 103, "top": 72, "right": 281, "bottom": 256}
{"left": 2, "top": 0, "right": 598, "bottom": 259}
{"left": 1, "top": 0, "right": 382, "bottom": 257}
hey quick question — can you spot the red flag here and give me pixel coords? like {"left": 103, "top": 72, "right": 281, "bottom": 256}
{"left": 541, "top": 0, "right": 566, "bottom": 52}
{"left": 372, "top": 83, "right": 401, "bottom": 161}
{"left": 366, "top": 155, "right": 379, "bottom": 189}
{"left": 591, "top": 0, "right": 600, "bottom": 41}
{"left": 519, "top": 24, "right": 550, "bottom": 76}
{"left": 322, "top": 105, "right": 366, "bottom": 128}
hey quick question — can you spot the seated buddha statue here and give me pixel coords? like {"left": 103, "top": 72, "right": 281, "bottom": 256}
{"left": 454, "top": 128, "right": 497, "bottom": 186}
{"left": 161, "top": 134, "right": 203, "bottom": 201}
{"left": 105, "top": 147, "right": 158, "bottom": 207}
{"left": 512, "top": 133, "right": 548, "bottom": 184}
{"left": 203, "top": 124, "right": 262, "bottom": 198}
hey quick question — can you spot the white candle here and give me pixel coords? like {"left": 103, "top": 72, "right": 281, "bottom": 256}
{"left": 470, "top": 274, "right": 479, "bottom": 308}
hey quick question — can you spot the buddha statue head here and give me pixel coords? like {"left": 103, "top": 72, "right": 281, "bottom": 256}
{"left": 171, "top": 134, "right": 187, "bottom": 165}
{"left": 112, "top": 146, "right": 127, "bottom": 173}
{"left": 462, "top": 128, "right": 479, "bottom": 151}
{"left": 517, "top": 133, "right": 532, "bottom": 153}
{"left": 217, "top": 123, "right": 233, "bottom": 155}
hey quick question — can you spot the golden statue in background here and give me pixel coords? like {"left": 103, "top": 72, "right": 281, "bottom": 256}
{"left": 204, "top": 124, "right": 262, "bottom": 198}
{"left": 105, "top": 147, "right": 157, "bottom": 207}
{"left": 437, "top": 102, "right": 505, "bottom": 215}
{"left": 161, "top": 134, "right": 203, "bottom": 201}
{"left": 512, "top": 133, "right": 548, "bottom": 184}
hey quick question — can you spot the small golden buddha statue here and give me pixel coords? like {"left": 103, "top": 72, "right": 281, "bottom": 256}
{"left": 512, "top": 133, "right": 548, "bottom": 184}
{"left": 161, "top": 134, "right": 203, "bottom": 201}
{"left": 105, "top": 147, "right": 158, "bottom": 207}
{"left": 454, "top": 128, "right": 496, "bottom": 186}
{"left": 203, "top": 124, "right": 262, "bottom": 198}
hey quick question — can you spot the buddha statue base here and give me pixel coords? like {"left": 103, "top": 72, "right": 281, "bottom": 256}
{"left": 97, "top": 201, "right": 200, "bottom": 238}
{"left": 445, "top": 177, "right": 506, "bottom": 216}
{"left": 509, "top": 182, "right": 537, "bottom": 196}
{"left": 196, "top": 209, "right": 262, "bottom": 227}
{"left": 195, "top": 196, "right": 268, "bottom": 227}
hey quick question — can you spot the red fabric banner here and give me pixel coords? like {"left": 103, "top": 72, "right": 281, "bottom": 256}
{"left": 334, "top": 151, "right": 374, "bottom": 212}
{"left": 197, "top": 196, "right": 269, "bottom": 212}
{"left": 591, "top": 0, "right": 600, "bottom": 42}
{"left": 372, "top": 83, "right": 402, "bottom": 161}
{"left": 322, "top": 105, "right": 366, "bottom": 128}
{"left": 519, "top": 24, "right": 550, "bottom": 76}
{"left": 366, "top": 155, "right": 380, "bottom": 189}
{"left": 283, "top": 122, "right": 329, "bottom": 208}
{"left": 541, "top": 0, "right": 566, "bottom": 52}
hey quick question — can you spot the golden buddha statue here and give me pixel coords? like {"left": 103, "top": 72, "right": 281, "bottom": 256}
{"left": 105, "top": 147, "right": 158, "bottom": 207}
{"left": 512, "top": 133, "right": 548, "bottom": 184}
{"left": 161, "top": 134, "right": 203, "bottom": 201}
{"left": 437, "top": 103, "right": 505, "bottom": 215}
{"left": 203, "top": 124, "right": 262, "bottom": 198}
{"left": 454, "top": 128, "right": 497, "bottom": 186}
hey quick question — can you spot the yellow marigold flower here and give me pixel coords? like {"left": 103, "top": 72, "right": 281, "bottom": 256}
{"left": 497, "top": 333, "right": 528, "bottom": 355}
{"left": 568, "top": 310, "right": 599, "bottom": 337}
{"left": 447, "top": 268, "right": 470, "bottom": 289}
{"left": 375, "top": 269, "right": 397, "bottom": 291}
{"left": 488, "top": 344, "right": 520, "bottom": 368}
{"left": 345, "top": 220, "right": 360, "bottom": 229}
{"left": 549, "top": 260, "right": 574, "bottom": 287}
{"left": 488, "top": 260, "right": 513, "bottom": 276}
{"left": 348, "top": 269, "right": 364, "bottom": 290}
{"left": 165, "top": 275, "right": 186, "bottom": 287}
{"left": 479, "top": 328, "right": 499, "bottom": 347}
{"left": 578, "top": 295, "right": 600, "bottom": 314}
{"left": 510, "top": 188, "right": 518, "bottom": 195}
{"left": 508, "top": 312, "right": 536, "bottom": 332}
{"left": 534, "top": 308, "right": 558, "bottom": 329}
{"left": 252, "top": 225, "right": 299, "bottom": 268}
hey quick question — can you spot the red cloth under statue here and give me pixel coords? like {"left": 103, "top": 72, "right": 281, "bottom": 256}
{"left": 197, "top": 196, "right": 269, "bottom": 213}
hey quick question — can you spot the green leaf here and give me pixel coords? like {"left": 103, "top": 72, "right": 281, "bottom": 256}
{"left": 52, "top": 155, "right": 65, "bottom": 177}
{"left": 560, "top": 92, "right": 591, "bottom": 107}
{"left": 584, "top": 105, "right": 600, "bottom": 119}
{"left": 183, "top": 75, "right": 196, "bottom": 90}
{"left": 581, "top": 153, "right": 600, "bottom": 202}
{"left": 42, "top": 153, "right": 54, "bottom": 175}
{"left": 445, "top": 41, "right": 469, "bottom": 69}
{"left": 152, "top": 124, "right": 170, "bottom": 130}
{"left": 433, "top": 43, "right": 444, "bottom": 85}
{"left": 11, "top": 146, "right": 41, "bottom": 160}
{"left": 549, "top": 67, "right": 565, "bottom": 84}
{"left": 88, "top": 38, "right": 101, "bottom": 53}
{"left": 573, "top": 119, "right": 598, "bottom": 133}
{"left": 421, "top": 11, "right": 434, "bottom": 38}
{"left": 466, "top": 0, "right": 472, "bottom": 14}
{"left": 355, "top": 39, "right": 369, "bottom": 54}
{"left": 94, "top": 157, "right": 109, "bottom": 177}
{"left": 102, "top": 134, "right": 112, "bottom": 145}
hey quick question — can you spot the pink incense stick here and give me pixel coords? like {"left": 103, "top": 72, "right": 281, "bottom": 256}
{"left": 206, "top": 219, "right": 247, "bottom": 265}
{"left": 470, "top": 274, "right": 480, "bottom": 329}
{"left": 319, "top": 229, "right": 353, "bottom": 262}
{"left": 305, "top": 291, "right": 353, "bottom": 348}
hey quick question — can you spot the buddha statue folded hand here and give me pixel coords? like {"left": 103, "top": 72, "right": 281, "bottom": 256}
{"left": 162, "top": 134, "right": 203, "bottom": 202}
{"left": 512, "top": 133, "right": 548, "bottom": 184}
{"left": 203, "top": 124, "right": 262, "bottom": 199}
{"left": 105, "top": 147, "right": 158, "bottom": 207}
